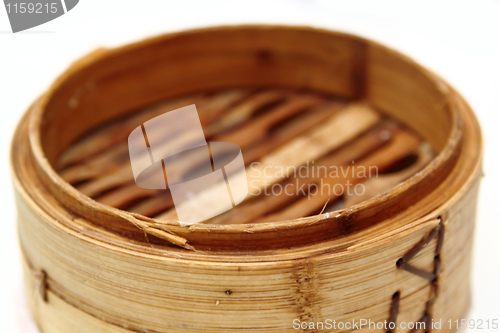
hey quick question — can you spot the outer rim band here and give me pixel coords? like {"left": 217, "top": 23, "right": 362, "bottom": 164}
{"left": 22, "top": 25, "right": 476, "bottom": 251}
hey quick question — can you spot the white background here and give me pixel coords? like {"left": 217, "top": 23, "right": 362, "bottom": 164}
{"left": 0, "top": 1, "right": 499, "bottom": 332}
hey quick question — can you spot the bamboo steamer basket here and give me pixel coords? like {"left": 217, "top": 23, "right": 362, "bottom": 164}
{"left": 11, "top": 26, "right": 482, "bottom": 332}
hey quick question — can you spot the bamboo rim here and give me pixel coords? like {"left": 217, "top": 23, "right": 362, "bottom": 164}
{"left": 21, "top": 25, "right": 473, "bottom": 251}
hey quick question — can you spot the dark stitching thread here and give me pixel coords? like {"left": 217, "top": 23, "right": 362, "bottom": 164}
{"left": 410, "top": 312, "right": 432, "bottom": 333}
{"left": 387, "top": 291, "right": 400, "bottom": 333}
{"left": 388, "top": 217, "right": 444, "bottom": 333}
{"left": 399, "top": 263, "right": 437, "bottom": 281}
{"left": 20, "top": 245, "right": 49, "bottom": 303}
{"left": 35, "top": 269, "right": 48, "bottom": 302}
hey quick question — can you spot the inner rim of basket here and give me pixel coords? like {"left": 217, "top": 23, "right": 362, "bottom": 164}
{"left": 29, "top": 26, "right": 461, "bottom": 232}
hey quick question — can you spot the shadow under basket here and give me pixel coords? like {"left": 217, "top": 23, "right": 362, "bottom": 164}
{"left": 12, "top": 26, "right": 482, "bottom": 332}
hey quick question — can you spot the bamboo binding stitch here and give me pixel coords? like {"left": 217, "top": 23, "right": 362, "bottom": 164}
{"left": 12, "top": 26, "right": 482, "bottom": 332}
